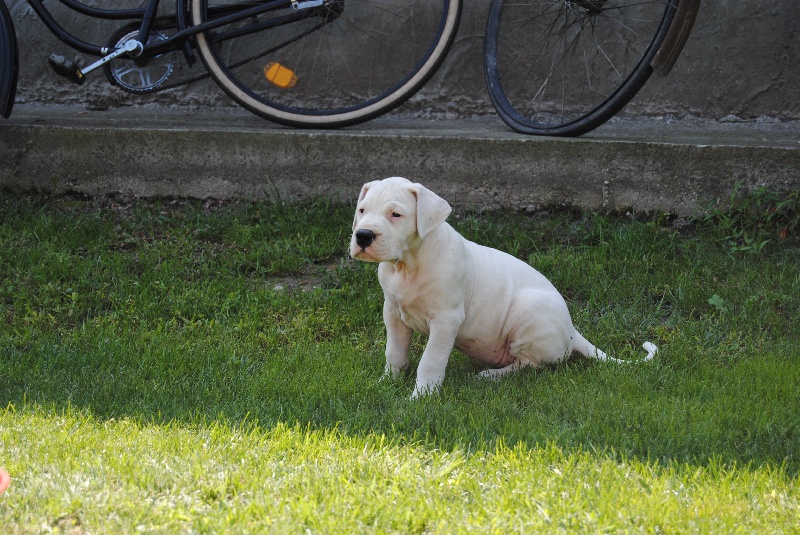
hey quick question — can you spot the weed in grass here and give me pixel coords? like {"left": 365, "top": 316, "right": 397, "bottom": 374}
{"left": 699, "top": 184, "right": 800, "bottom": 254}
{"left": 1, "top": 193, "right": 799, "bottom": 532}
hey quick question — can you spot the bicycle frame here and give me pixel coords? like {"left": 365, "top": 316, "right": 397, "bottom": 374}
{"left": 25, "top": 0, "right": 309, "bottom": 60}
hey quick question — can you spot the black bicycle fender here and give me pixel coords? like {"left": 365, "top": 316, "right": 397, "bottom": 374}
{"left": 652, "top": 0, "right": 701, "bottom": 77}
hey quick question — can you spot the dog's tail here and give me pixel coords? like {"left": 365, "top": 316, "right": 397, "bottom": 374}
{"left": 573, "top": 332, "right": 657, "bottom": 363}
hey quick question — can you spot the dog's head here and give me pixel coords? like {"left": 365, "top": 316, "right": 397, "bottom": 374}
{"left": 350, "top": 176, "right": 452, "bottom": 262}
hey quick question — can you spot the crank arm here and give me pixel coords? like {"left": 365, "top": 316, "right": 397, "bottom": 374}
{"left": 291, "top": 0, "right": 325, "bottom": 9}
{"left": 81, "top": 39, "right": 143, "bottom": 76}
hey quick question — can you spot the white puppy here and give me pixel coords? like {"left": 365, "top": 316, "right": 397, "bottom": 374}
{"left": 350, "top": 177, "right": 657, "bottom": 399}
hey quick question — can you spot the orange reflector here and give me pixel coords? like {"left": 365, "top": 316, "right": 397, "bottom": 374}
{"left": 264, "top": 62, "right": 298, "bottom": 88}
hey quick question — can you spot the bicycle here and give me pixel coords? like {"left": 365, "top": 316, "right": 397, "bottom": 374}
{"left": 0, "top": 0, "right": 699, "bottom": 137}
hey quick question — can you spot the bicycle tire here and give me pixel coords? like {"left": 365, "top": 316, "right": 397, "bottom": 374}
{"left": 484, "top": 0, "right": 678, "bottom": 137}
{"left": 1, "top": 0, "right": 19, "bottom": 119}
{"left": 191, "top": 0, "right": 461, "bottom": 128}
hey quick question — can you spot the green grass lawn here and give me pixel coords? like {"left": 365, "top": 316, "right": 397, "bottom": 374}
{"left": 1, "top": 192, "right": 798, "bottom": 533}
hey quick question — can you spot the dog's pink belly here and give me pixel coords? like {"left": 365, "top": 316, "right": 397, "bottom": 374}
{"left": 455, "top": 338, "right": 515, "bottom": 367}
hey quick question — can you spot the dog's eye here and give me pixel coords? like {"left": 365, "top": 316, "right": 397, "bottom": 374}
{"left": 359, "top": 208, "right": 364, "bottom": 214}
{"left": 391, "top": 212, "right": 402, "bottom": 218}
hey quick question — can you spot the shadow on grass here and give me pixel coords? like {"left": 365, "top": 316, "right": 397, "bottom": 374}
{"left": 2, "top": 195, "right": 798, "bottom": 476}
{"left": 4, "top": 321, "right": 798, "bottom": 476}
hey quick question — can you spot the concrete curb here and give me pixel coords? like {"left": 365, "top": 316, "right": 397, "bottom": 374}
{"left": 2, "top": 105, "right": 799, "bottom": 214}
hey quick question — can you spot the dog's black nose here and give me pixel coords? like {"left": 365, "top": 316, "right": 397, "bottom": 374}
{"left": 355, "top": 229, "right": 376, "bottom": 249}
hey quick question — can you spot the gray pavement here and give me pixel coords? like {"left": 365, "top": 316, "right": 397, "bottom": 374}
{"left": 2, "top": 104, "right": 799, "bottom": 215}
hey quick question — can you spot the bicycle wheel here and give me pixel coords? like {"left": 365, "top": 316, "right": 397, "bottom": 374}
{"left": 191, "top": 0, "right": 461, "bottom": 128}
{"left": 485, "top": 0, "right": 678, "bottom": 137}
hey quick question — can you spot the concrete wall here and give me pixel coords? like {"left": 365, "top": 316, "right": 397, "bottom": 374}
{"left": 5, "top": 0, "right": 800, "bottom": 120}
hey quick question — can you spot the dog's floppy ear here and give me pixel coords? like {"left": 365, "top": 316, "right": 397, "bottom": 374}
{"left": 353, "top": 181, "right": 377, "bottom": 230}
{"left": 410, "top": 182, "right": 451, "bottom": 238}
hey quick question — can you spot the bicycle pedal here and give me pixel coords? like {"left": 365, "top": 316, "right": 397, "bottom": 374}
{"left": 48, "top": 54, "right": 86, "bottom": 86}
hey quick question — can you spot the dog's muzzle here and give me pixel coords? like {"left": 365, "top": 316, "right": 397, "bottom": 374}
{"left": 355, "top": 229, "right": 376, "bottom": 252}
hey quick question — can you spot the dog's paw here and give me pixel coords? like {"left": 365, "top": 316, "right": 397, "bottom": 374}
{"left": 410, "top": 384, "right": 439, "bottom": 400}
{"left": 477, "top": 368, "right": 502, "bottom": 380}
{"left": 379, "top": 371, "right": 405, "bottom": 385}
{"left": 477, "top": 359, "right": 526, "bottom": 379}
{"left": 384, "top": 362, "right": 408, "bottom": 378}
{"left": 410, "top": 388, "right": 430, "bottom": 401}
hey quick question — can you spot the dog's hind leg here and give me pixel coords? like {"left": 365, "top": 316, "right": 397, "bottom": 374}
{"left": 478, "top": 357, "right": 533, "bottom": 380}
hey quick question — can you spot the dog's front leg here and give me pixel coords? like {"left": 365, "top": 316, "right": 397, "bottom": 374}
{"left": 411, "top": 318, "right": 460, "bottom": 400}
{"left": 384, "top": 301, "right": 412, "bottom": 378}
